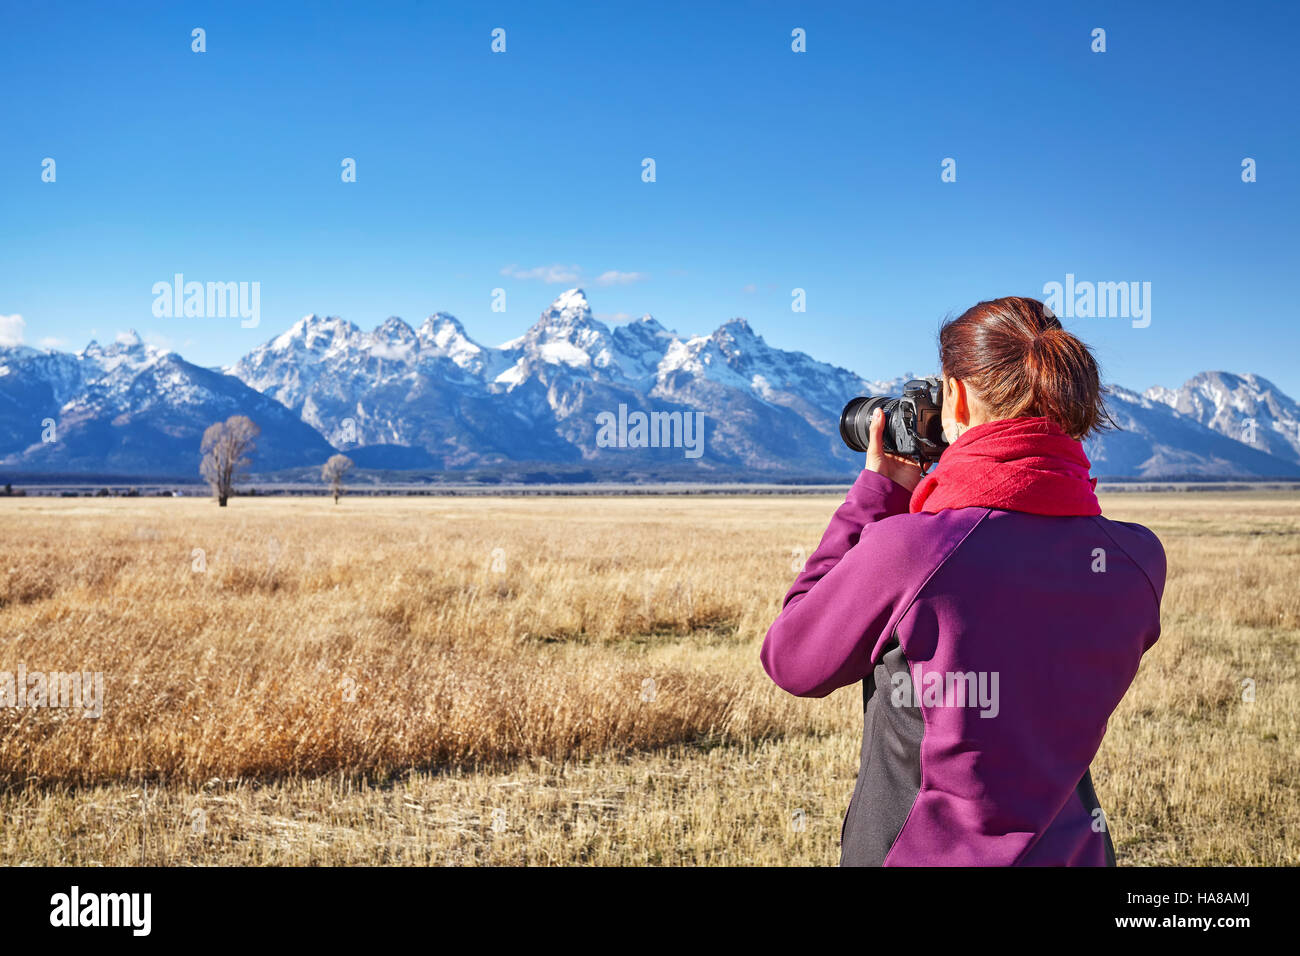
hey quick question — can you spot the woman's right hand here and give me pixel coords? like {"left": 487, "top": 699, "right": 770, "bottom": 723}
{"left": 865, "top": 407, "right": 925, "bottom": 492}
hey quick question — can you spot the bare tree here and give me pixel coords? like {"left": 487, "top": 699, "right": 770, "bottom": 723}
{"left": 200, "top": 415, "right": 260, "bottom": 507}
{"left": 321, "top": 454, "right": 354, "bottom": 504}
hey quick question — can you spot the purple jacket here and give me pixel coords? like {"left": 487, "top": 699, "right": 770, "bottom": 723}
{"left": 761, "top": 470, "right": 1165, "bottom": 866}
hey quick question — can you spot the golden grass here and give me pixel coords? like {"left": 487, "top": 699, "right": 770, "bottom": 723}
{"left": 0, "top": 490, "right": 1296, "bottom": 865}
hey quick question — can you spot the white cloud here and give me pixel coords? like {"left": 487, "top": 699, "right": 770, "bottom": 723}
{"left": 595, "top": 270, "right": 648, "bottom": 286}
{"left": 370, "top": 341, "right": 412, "bottom": 361}
{"left": 498, "top": 265, "right": 648, "bottom": 287}
{"left": 0, "top": 314, "right": 25, "bottom": 346}
{"left": 500, "top": 263, "right": 582, "bottom": 284}
{"left": 39, "top": 336, "right": 66, "bottom": 349}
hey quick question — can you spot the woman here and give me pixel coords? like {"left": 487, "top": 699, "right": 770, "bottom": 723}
{"left": 761, "top": 297, "right": 1165, "bottom": 866}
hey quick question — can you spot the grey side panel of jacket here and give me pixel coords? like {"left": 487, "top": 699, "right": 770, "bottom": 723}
{"left": 1074, "top": 769, "right": 1117, "bottom": 866}
{"left": 840, "top": 640, "right": 924, "bottom": 867}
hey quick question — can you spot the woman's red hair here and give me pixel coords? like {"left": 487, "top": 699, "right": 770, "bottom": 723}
{"left": 939, "top": 297, "right": 1116, "bottom": 439}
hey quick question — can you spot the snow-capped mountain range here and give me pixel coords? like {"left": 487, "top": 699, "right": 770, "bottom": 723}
{"left": 0, "top": 330, "right": 333, "bottom": 476}
{"left": 1143, "top": 372, "right": 1300, "bottom": 464}
{"left": 2, "top": 289, "right": 1298, "bottom": 480}
{"left": 225, "top": 288, "right": 906, "bottom": 475}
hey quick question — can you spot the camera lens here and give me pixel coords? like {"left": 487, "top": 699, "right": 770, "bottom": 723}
{"left": 839, "top": 396, "right": 893, "bottom": 453}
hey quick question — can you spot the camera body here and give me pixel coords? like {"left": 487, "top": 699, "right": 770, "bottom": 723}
{"left": 839, "top": 376, "right": 948, "bottom": 464}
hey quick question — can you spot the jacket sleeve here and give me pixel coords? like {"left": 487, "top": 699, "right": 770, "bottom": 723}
{"left": 760, "top": 469, "right": 914, "bottom": 698}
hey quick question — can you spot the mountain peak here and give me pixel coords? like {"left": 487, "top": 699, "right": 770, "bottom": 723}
{"left": 296, "top": 313, "right": 351, "bottom": 330}
{"left": 532, "top": 288, "right": 598, "bottom": 333}
{"left": 527, "top": 288, "right": 601, "bottom": 335}
{"left": 272, "top": 313, "right": 358, "bottom": 352}
{"left": 421, "top": 311, "right": 465, "bottom": 333}
{"left": 418, "top": 312, "right": 488, "bottom": 369}
{"left": 1141, "top": 369, "right": 1300, "bottom": 465}
{"left": 1186, "top": 370, "right": 1285, "bottom": 395}
{"left": 632, "top": 313, "right": 668, "bottom": 332}
{"left": 80, "top": 329, "right": 155, "bottom": 363}
{"left": 548, "top": 288, "right": 589, "bottom": 314}
{"left": 376, "top": 315, "right": 416, "bottom": 338}
{"left": 712, "top": 317, "right": 764, "bottom": 353}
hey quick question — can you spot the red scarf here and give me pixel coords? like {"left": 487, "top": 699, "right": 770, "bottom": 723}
{"left": 910, "top": 416, "right": 1101, "bottom": 516}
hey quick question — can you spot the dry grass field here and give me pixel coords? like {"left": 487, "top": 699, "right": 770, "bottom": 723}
{"left": 0, "top": 490, "right": 1296, "bottom": 865}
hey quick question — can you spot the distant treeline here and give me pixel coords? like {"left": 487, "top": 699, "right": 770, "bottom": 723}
{"left": 4, "top": 467, "right": 1300, "bottom": 499}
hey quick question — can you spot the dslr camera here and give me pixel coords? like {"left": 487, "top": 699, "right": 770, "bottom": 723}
{"left": 839, "top": 376, "right": 948, "bottom": 465}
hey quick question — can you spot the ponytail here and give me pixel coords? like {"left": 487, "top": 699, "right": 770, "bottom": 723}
{"left": 939, "top": 297, "right": 1116, "bottom": 439}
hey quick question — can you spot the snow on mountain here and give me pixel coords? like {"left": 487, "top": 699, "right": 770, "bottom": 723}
{"left": 419, "top": 313, "right": 501, "bottom": 377}
{"left": 609, "top": 315, "right": 679, "bottom": 385}
{"left": 1143, "top": 371, "right": 1300, "bottom": 463}
{"left": 477, "top": 292, "right": 898, "bottom": 471}
{"left": 229, "top": 306, "right": 578, "bottom": 466}
{"left": 652, "top": 316, "right": 907, "bottom": 426}
{"left": 233, "top": 314, "right": 363, "bottom": 411}
{"left": 483, "top": 290, "right": 711, "bottom": 460}
{"left": 222, "top": 293, "right": 1300, "bottom": 478}
{"left": 0, "top": 333, "right": 334, "bottom": 475}
{"left": 5, "top": 290, "right": 1299, "bottom": 480}
{"left": 495, "top": 288, "right": 648, "bottom": 386}
{"left": 1089, "top": 386, "right": 1300, "bottom": 478}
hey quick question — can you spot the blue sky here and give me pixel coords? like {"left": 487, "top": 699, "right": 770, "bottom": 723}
{"left": 2, "top": 0, "right": 1297, "bottom": 394}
